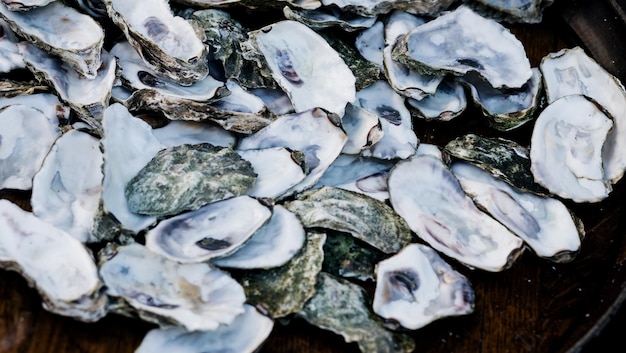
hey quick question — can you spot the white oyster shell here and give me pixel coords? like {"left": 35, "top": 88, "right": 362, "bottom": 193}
{"left": 212, "top": 205, "right": 306, "bottom": 269}
{"left": 99, "top": 243, "right": 246, "bottom": 331}
{"left": 101, "top": 103, "right": 164, "bottom": 233}
{"left": 451, "top": 161, "right": 583, "bottom": 262}
{"left": 392, "top": 5, "right": 532, "bottom": 89}
{"left": 104, "top": 0, "right": 208, "bottom": 85}
{"left": 0, "top": 199, "right": 106, "bottom": 322}
{"left": 31, "top": 129, "right": 103, "bottom": 243}
{"left": 238, "top": 108, "right": 347, "bottom": 197}
{"left": 382, "top": 11, "right": 442, "bottom": 100}
{"left": 243, "top": 20, "right": 356, "bottom": 117}
{"left": 0, "top": 19, "right": 25, "bottom": 73}
{"left": 540, "top": 46, "right": 626, "bottom": 184}
{"left": 0, "top": 1, "right": 104, "bottom": 78}
{"left": 2, "top": 0, "right": 55, "bottom": 11}
{"left": 18, "top": 42, "right": 116, "bottom": 125}
{"left": 406, "top": 77, "right": 467, "bottom": 121}
{"left": 145, "top": 195, "right": 272, "bottom": 263}
{"left": 530, "top": 95, "right": 613, "bottom": 203}
{"left": 356, "top": 80, "right": 418, "bottom": 159}
{"left": 388, "top": 153, "right": 525, "bottom": 272}
{"left": 314, "top": 154, "right": 394, "bottom": 201}
{"left": 373, "top": 243, "right": 474, "bottom": 330}
{"left": 135, "top": 304, "right": 273, "bottom": 353}
{"left": 0, "top": 104, "right": 61, "bottom": 190}
{"left": 111, "top": 41, "right": 223, "bottom": 102}
{"left": 238, "top": 147, "right": 307, "bottom": 199}
{"left": 341, "top": 102, "right": 383, "bottom": 154}
{"left": 152, "top": 120, "right": 237, "bottom": 148}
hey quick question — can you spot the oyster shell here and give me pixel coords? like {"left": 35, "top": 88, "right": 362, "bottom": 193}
{"left": 355, "top": 20, "right": 384, "bottom": 68}
{"left": 320, "top": 0, "right": 454, "bottom": 16}
{"left": 240, "top": 231, "right": 325, "bottom": 318}
{"left": 31, "top": 129, "right": 103, "bottom": 243}
{"left": 1, "top": 0, "right": 55, "bottom": 11}
{"left": 530, "top": 95, "right": 613, "bottom": 203}
{"left": 135, "top": 304, "right": 274, "bottom": 353}
{"left": 322, "top": 232, "right": 385, "bottom": 281}
{"left": 100, "top": 103, "right": 164, "bottom": 234}
{"left": 104, "top": 0, "right": 209, "bottom": 85}
{"left": 238, "top": 147, "right": 307, "bottom": 199}
{"left": 461, "top": 68, "right": 543, "bottom": 131}
{"left": 125, "top": 143, "right": 256, "bottom": 217}
{"left": 540, "top": 46, "right": 626, "bottom": 184}
{"left": 144, "top": 195, "right": 272, "bottom": 263}
{"left": 388, "top": 153, "right": 525, "bottom": 272}
{"left": 406, "top": 76, "right": 467, "bottom": 121}
{"left": 242, "top": 20, "right": 356, "bottom": 117}
{"left": 356, "top": 80, "right": 418, "bottom": 159}
{"left": 0, "top": 19, "right": 25, "bottom": 73}
{"left": 152, "top": 120, "right": 237, "bottom": 148}
{"left": 0, "top": 104, "right": 61, "bottom": 190}
{"left": 0, "top": 1, "right": 104, "bottom": 78}
{"left": 297, "top": 272, "right": 415, "bottom": 353}
{"left": 18, "top": 42, "right": 116, "bottom": 127}
{"left": 283, "top": 5, "right": 378, "bottom": 32}
{"left": 341, "top": 102, "right": 384, "bottom": 154}
{"left": 451, "top": 161, "right": 584, "bottom": 262}
{"left": 373, "top": 243, "right": 474, "bottom": 330}
{"left": 392, "top": 5, "right": 532, "bottom": 89}
{"left": 314, "top": 154, "right": 395, "bottom": 201}
{"left": 0, "top": 199, "right": 107, "bottom": 322}
{"left": 111, "top": 40, "right": 224, "bottom": 103}
{"left": 382, "top": 10, "right": 442, "bottom": 100}
{"left": 284, "top": 186, "right": 412, "bottom": 254}
{"left": 98, "top": 243, "right": 246, "bottom": 331}
{"left": 465, "top": 0, "right": 555, "bottom": 23}
{"left": 212, "top": 205, "right": 306, "bottom": 269}
{"left": 444, "top": 134, "right": 548, "bottom": 195}
{"left": 238, "top": 108, "right": 347, "bottom": 196}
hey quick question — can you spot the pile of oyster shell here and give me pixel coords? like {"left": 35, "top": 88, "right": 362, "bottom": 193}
{"left": 0, "top": 0, "right": 624, "bottom": 352}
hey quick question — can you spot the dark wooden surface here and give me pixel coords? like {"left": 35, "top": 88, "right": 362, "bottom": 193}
{"left": 1, "top": 3, "right": 626, "bottom": 353}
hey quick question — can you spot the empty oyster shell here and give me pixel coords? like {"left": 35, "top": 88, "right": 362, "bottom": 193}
{"left": 540, "top": 46, "right": 626, "bottom": 184}
{"left": 0, "top": 1, "right": 104, "bottom": 78}
{"left": 382, "top": 10, "right": 442, "bottom": 100}
{"left": 0, "top": 104, "right": 61, "bottom": 190}
{"left": 104, "top": 0, "right": 209, "bottom": 85}
{"left": 0, "top": 199, "right": 107, "bottom": 322}
{"left": 388, "top": 153, "right": 525, "bottom": 272}
{"left": 212, "top": 205, "right": 306, "bottom": 269}
{"left": 451, "top": 161, "right": 584, "bottom": 262}
{"left": 18, "top": 42, "right": 116, "bottom": 127}
{"left": 238, "top": 147, "right": 307, "bottom": 199}
{"left": 238, "top": 108, "right": 347, "bottom": 197}
{"left": 100, "top": 104, "right": 164, "bottom": 236}
{"left": 373, "top": 243, "right": 474, "bottom": 330}
{"left": 99, "top": 243, "right": 246, "bottom": 331}
{"left": 530, "top": 95, "right": 613, "bottom": 203}
{"left": 392, "top": 5, "right": 532, "bottom": 89}
{"left": 356, "top": 80, "right": 418, "bottom": 159}
{"left": 31, "top": 129, "right": 103, "bottom": 243}
{"left": 242, "top": 20, "right": 356, "bottom": 117}
{"left": 135, "top": 304, "right": 273, "bottom": 353}
{"left": 461, "top": 68, "right": 543, "bottom": 131}
{"left": 144, "top": 195, "right": 272, "bottom": 263}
